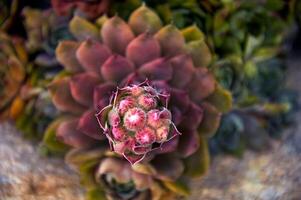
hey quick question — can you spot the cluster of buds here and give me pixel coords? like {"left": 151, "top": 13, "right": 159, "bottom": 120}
{"left": 97, "top": 83, "right": 180, "bottom": 164}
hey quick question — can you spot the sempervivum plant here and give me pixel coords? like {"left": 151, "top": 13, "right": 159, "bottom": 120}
{"left": 0, "top": 32, "right": 27, "bottom": 120}
{"left": 65, "top": 144, "right": 188, "bottom": 199}
{"left": 46, "top": 4, "right": 231, "bottom": 198}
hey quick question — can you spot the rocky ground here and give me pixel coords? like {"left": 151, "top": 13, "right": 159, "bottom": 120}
{"left": 1, "top": 57, "right": 301, "bottom": 200}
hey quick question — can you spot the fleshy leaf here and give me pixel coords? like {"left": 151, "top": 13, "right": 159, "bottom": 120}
{"left": 128, "top": 4, "right": 163, "bottom": 35}
{"left": 76, "top": 39, "right": 111, "bottom": 74}
{"left": 56, "top": 41, "right": 83, "bottom": 73}
{"left": 48, "top": 77, "right": 86, "bottom": 114}
{"left": 179, "top": 102, "right": 203, "bottom": 131}
{"left": 126, "top": 33, "right": 161, "bottom": 68}
{"left": 138, "top": 58, "right": 172, "bottom": 81}
{"left": 78, "top": 109, "right": 105, "bottom": 140}
{"left": 101, "top": 55, "right": 135, "bottom": 82}
{"left": 96, "top": 157, "right": 132, "bottom": 183}
{"left": 181, "top": 25, "right": 205, "bottom": 42}
{"left": 154, "top": 25, "right": 185, "bottom": 57}
{"left": 187, "top": 68, "right": 216, "bottom": 102}
{"left": 162, "top": 178, "right": 190, "bottom": 197}
{"left": 183, "top": 137, "right": 210, "bottom": 178}
{"left": 101, "top": 15, "right": 134, "bottom": 55}
{"left": 70, "top": 72, "right": 101, "bottom": 107}
{"left": 151, "top": 154, "right": 184, "bottom": 181}
{"left": 169, "top": 54, "right": 195, "bottom": 89}
{"left": 93, "top": 83, "right": 116, "bottom": 111}
{"left": 69, "top": 16, "right": 100, "bottom": 41}
{"left": 65, "top": 145, "right": 107, "bottom": 168}
{"left": 185, "top": 39, "right": 212, "bottom": 67}
{"left": 177, "top": 130, "right": 200, "bottom": 158}
{"left": 205, "top": 84, "right": 232, "bottom": 113}
{"left": 56, "top": 118, "right": 96, "bottom": 148}
{"left": 198, "top": 102, "right": 221, "bottom": 137}
{"left": 42, "top": 118, "right": 70, "bottom": 154}
{"left": 132, "top": 163, "right": 157, "bottom": 176}
{"left": 132, "top": 172, "right": 154, "bottom": 190}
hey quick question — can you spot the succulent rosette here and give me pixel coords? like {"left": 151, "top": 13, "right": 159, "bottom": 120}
{"left": 0, "top": 31, "right": 27, "bottom": 120}
{"left": 65, "top": 144, "right": 191, "bottom": 199}
{"left": 46, "top": 4, "right": 231, "bottom": 198}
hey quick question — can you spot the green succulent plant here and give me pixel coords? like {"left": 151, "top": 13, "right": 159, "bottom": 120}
{"left": 45, "top": 4, "right": 232, "bottom": 199}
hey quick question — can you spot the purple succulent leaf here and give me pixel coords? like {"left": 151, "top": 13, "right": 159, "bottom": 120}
{"left": 177, "top": 130, "right": 200, "bottom": 157}
{"left": 101, "top": 54, "right": 135, "bottom": 83}
{"left": 76, "top": 39, "right": 111, "bottom": 74}
{"left": 57, "top": 118, "right": 96, "bottom": 148}
{"left": 101, "top": 15, "right": 135, "bottom": 55}
{"left": 169, "top": 54, "right": 195, "bottom": 89}
{"left": 95, "top": 104, "right": 112, "bottom": 132}
{"left": 78, "top": 109, "right": 105, "bottom": 140}
{"left": 138, "top": 58, "right": 173, "bottom": 81}
{"left": 48, "top": 78, "right": 87, "bottom": 114}
{"left": 152, "top": 135, "right": 179, "bottom": 155}
{"left": 187, "top": 68, "right": 215, "bottom": 102}
{"left": 93, "top": 82, "right": 116, "bottom": 111}
{"left": 70, "top": 72, "right": 101, "bottom": 107}
{"left": 151, "top": 154, "right": 184, "bottom": 181}
{"left": 170, "top": 88, "right": 190, "bottom": 113}
{"left": 56, "top": 40, "right": 83, "bottom": 73}
{"left": 179, "top": 102, "right": 204, "bottom": 131}
{"left": 126, "top": 32, "right": 161, "bottom": 68}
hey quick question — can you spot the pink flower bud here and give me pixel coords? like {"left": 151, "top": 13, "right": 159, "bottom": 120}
{"left": 156, "top": 126, "right": 170, "bottom": 143}
{"left": 113, "top": 138, "right": 135, "bottom": 154}
{"left": 124, "top": 108, "right": 146, "bottom": 131}
{"left": 137, "top": 94, "right": 157, "bottom": 110}
{"left": 129, "top": 85, "right": 144, "bottom": 97}
{"left": 108, "top": 109, "right": 120, "bottom": 127}
{"left": 118, "top": 97, "right": 136, "bottom": 115}
{"left": 112, "top": 126, "right": 127, "bottom": 141}
{"left": 147, "top": 109, "right": 171, "bottom": 129}
{"left": 147, "top": 109, "right": 162, "bottom": 128}
{"left": 135, "top": 127, "right": 156, "bottom": 145}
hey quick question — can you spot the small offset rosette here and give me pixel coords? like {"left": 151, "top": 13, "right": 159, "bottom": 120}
{"left": 96, "top": 82, "right": 181, "bottom": 164}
